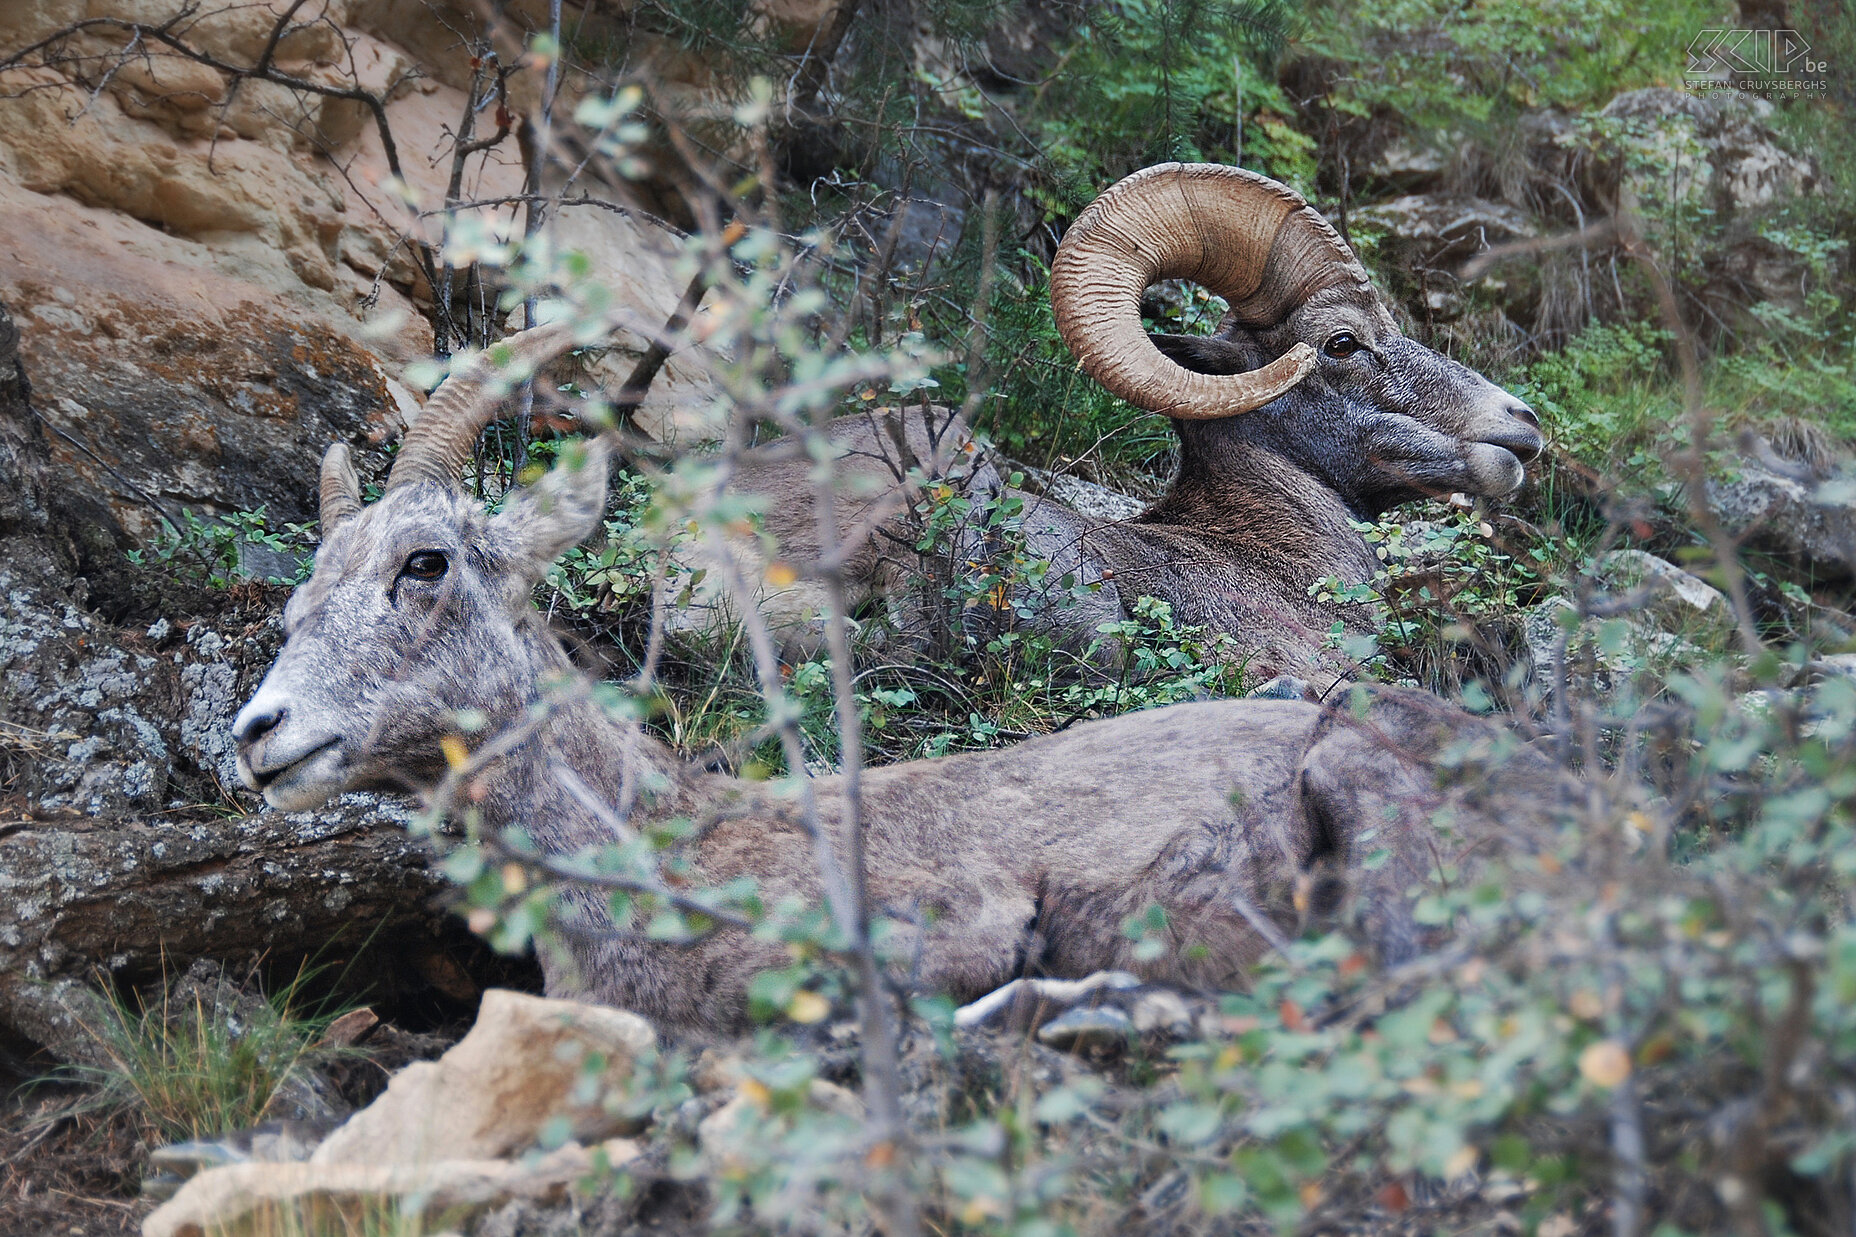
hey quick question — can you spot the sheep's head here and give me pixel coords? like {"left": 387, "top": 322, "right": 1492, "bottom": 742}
{"left": 1050, "top": 164, "right": 1543, "bottom": 512}
{"left": 233, "top": 327, "right": 607, "bottom": 811}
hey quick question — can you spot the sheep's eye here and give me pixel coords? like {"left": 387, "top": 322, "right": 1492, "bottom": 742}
{"left": 1323, "top": 332, "right": 1365, "bottom": 359}
{"left": 402, "top": 550, "right": 448, "bottom": 581}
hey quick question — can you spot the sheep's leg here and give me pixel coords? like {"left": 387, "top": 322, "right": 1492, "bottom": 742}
{"left": 882, "top": 879, "right": 1039, "bottom": 1010}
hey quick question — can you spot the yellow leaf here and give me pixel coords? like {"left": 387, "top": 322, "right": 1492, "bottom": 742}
{"left": 739, "top": 1077, "right": 771, "bottom": 1108}
{"left": 766, "top": 562, "right": 798, "bottom": 589}
{"left": 440, "top": 734, "right": 470, "bottom": 771}
{"left": 1443, "top": 1145, "right": 1479, "bottom": 1180}
{"left": 1580, "top": 1039, "right": 1631, "bottom": 1088}
{"left": 960, "top": 1198, "right": 1004, "bottom": 1225}
{"left": 501, "top": 863, "right": 528, "bottom": 896}
{"left": 787, "top": 990, "right": 830, "bottom": 1023}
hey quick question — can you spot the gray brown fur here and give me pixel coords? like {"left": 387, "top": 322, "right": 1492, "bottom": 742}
{"left": 664, "top": 404, "right": 1000, "bottom": 654}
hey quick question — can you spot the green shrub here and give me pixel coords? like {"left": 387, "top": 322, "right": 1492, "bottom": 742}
{"left": 70, "top": 967, "right": 355, "bottom": 1144}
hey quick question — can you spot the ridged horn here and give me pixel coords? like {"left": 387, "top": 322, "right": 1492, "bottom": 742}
{"left": 319, "top": 443, "right": 362, "bottom": 530}
{"left": 386, "top": 323, "right": 579, "bottom": 492}
{"left": 1049, "top": 163, "right": 1371, "bottom": 420}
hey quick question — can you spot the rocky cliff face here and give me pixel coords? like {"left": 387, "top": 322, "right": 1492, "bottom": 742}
{"left": 0, "top": 0, "right": 726, "bottom": 552}
{"left": 0, "top": 298, "right": 495, "bottom": 1062}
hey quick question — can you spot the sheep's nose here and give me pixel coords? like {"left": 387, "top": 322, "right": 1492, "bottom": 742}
{"left": 1497, "top": 399, "right": 1544, "bottom": 463}
{"left": 234, "top": 705, "right": 284, "bottom": 748}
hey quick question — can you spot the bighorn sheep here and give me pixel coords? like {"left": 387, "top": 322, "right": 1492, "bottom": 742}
{"left": 234, "top": 326, "right": 1561, "bottom": 1037}
{"left": 672, "top": 165, "right": 1545, "bottom": 683}
{"left": 989, "top": 163, "right": 1544, "bottom": 682}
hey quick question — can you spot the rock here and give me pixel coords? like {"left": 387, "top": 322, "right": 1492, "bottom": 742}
{"left": 1355, "top": 195, "right": 1537, "bottom": 259}
{"left": 233, "top": 538, "right": 304, "bottom": 584}
{"left": 0, "top": 0, "right": 727, "bottom": 551}
{"left": 698, "top": 1077, "right": 864, "bottom": 1176}
{"left": 1707, "top": 462, "right": 1856, "bottom": 579}
{"left": 143, "top": 990, "right": 654, "bottom": 1237}
{"left": 166, "top": 960, "right": 352, "bottom": 1126}
{"left": 141, "top": 1139, "right": 642, "bottom": 1237}
{"left": 1812, "top": 654, "right": 1856, "bottom": 686}
{"left": 1599, "top": 88, "right": 1817, "bottom": 215}
{"left": 1129, "top": 989, "right": 1193, "bottom": 1038}
{"left": 310, "top": 990, "right": 655, "bottom": 1166}
{"left": 1367, "top": 137, "right": 1451, "bottom": 183}
{"left": 0, "top": 794, "right": 447, "bottom": 1065}
{"left": 143, "top": 1120, "right": 337, "bottom": 1202}
{"left": 1246, "top": 676, "right": 1317, "bottom": 702}
{"left": 1017, "top": 466, "right": 1146, "bottom": 523}
{"left": 0, "top": 537, "right": 280, "bottom": 812}
{"left": 1351, "top": 195, "right": 1538, "bottom": 322}
{"left": 1592, "top": 549, "right": 1730, "bottom": 627}
{"left": 1036, "top": 1005, "right": 1133, "bottom": 1054}
{"left": 1523, "top": 596, "right": 1713, "bottom": 706}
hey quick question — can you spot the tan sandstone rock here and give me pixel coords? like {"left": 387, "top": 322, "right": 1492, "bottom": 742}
{"left": 141, "top": 989, "right": 654, "bottom": 1237}
{"left": 141, "top": 1139, "right": 642, "bottom": 1237}
{"left": 313, "top": 988, "right": 656, "bottom": 1165}
{"left": 0, "top": 0, "right": 725, "bottom": 547}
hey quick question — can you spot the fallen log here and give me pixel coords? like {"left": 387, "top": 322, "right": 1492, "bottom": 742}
{"left": 0, "top": 798, "right": 463, "bottom": 1065}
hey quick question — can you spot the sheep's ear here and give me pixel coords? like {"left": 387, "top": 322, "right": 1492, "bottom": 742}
{"left": 485, "top": 438, "right": 611, "bottom": 581}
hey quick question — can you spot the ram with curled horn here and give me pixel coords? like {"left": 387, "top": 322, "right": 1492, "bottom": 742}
{"left": 679, "top": 165, "right": 1546, "bottom": 687}
{"left": 961, "top": 163, "right": 1544, "bottom": 685}
{"left": 234, "top": 326, "right": 1563, "bottom": 1037}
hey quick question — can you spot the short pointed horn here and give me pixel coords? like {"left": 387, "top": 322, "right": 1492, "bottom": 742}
{"left": 386, "top": 323, "right": 580, "bottom": 492}
{"left": 319, "top": 443, "right": 362, "bottom": 530}
{"left": 1049, "top": 163, "right": 1369, "bottom": 420}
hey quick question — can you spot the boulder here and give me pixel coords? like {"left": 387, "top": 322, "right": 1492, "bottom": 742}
{"left": 141, "top": 1140, "right": 641, "bottom": 1237}
{"left": 1354, "top": 195, "right": 1537, "bottom": 261}
{"left": 1017, "top": 466, "right": 1147, "bottom": 523}
{"left": 0, "top": 0, "right": 726, "bottom": 552}
{"left": 1036, "top": 1005, "right": 1133, "bottom": 1053}
{"left": 1523, "top": 598, "right": 1711, "bottom": 707}
{"left": 310, "top": 990, "right": 656, "bottom": 1166}
{"left": 1707, "top": 463, "right": 1856, "bottom": 579}
{"left": 1592, "top": 549, "right": 1731, "bottom": 630}
{"left": 698, "top": 1075, "right": 864, "bottom": 1178}
{"left": 1522, "top": 549, "right": 1734, "bottom": 703}
{"left": 1599, "top": 88, "right": 1818, "bottom": 216}
{"left": 1352, "top": 194, "right": 1539, "bottom": 322}
{"left": 143, "top": 990, "right": 654, "bottom": 1237}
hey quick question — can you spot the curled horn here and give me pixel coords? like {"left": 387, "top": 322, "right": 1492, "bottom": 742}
{"left": 319, "top": 443, "right": 363, "bottom": 530}
{"left": 385, "top": 323, "right": 580, "bottom": 492}
{"left": 1048, "top": 163, "right": 1371, "bottom": 420}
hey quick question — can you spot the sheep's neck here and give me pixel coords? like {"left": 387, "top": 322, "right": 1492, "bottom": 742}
{"left": 1142, "top": 435, "right": 1379, "bottom": 584}
{"left": 465, "top": 630, "right": 703, "bottom": 860}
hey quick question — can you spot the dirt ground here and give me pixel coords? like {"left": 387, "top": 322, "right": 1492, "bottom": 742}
{"left": 0, "top": 1088, "right": 153, "bottom": 1237}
